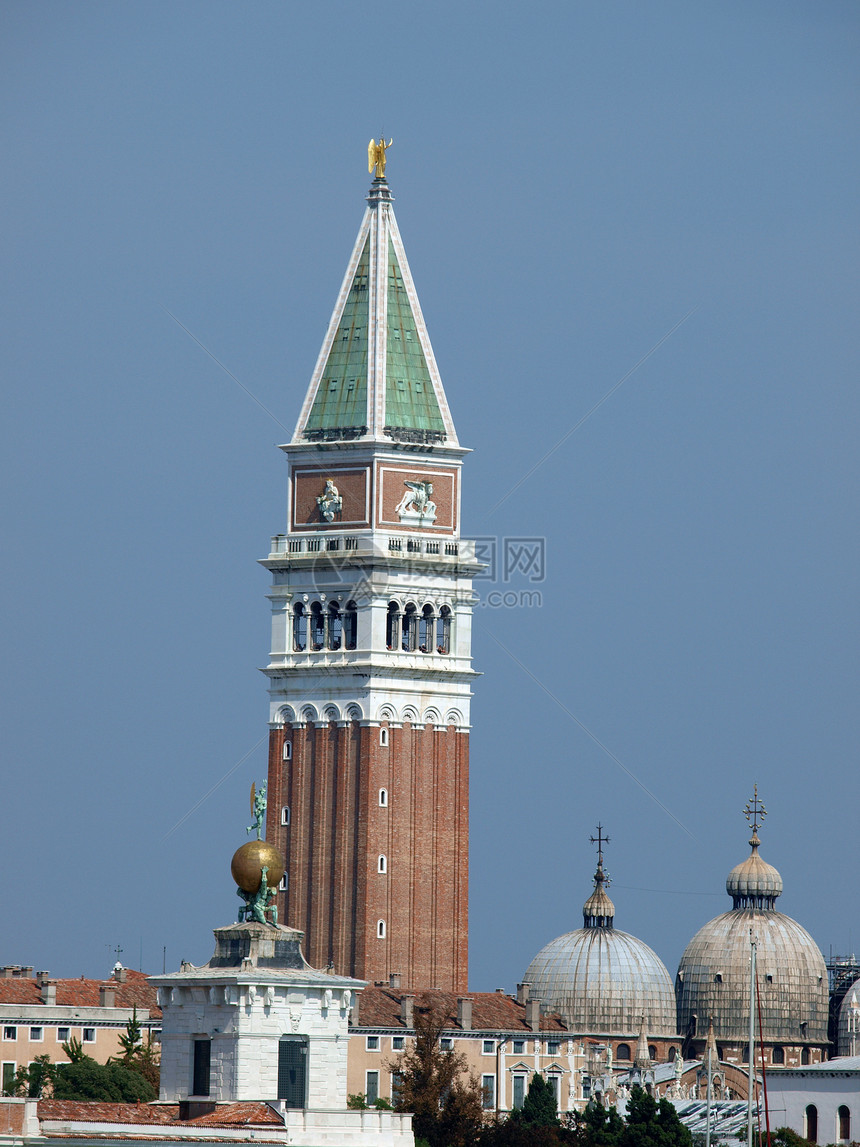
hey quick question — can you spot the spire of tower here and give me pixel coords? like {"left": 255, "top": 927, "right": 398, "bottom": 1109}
{"left": 292, "top": 162, "right": 459, "bottom": 447}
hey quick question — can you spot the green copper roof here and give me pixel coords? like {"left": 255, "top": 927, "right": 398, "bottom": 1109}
{"left": 305, "top": 238, "right": 369, "bottom": 432}
{"left": 384, "top": 239, "right": 446, "bottom": 434}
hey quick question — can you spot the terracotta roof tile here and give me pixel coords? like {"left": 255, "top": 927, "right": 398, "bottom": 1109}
{"left": 356, "top": 987, "right": 567, "bottom": 1032}
{"left": 0, "top": 970, "right": 160, "bottom": 1018}
{"left": 38, "top": 1100, "right": 284, "bottom": 1130}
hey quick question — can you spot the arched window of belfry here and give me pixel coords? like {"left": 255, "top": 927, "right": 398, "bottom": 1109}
{"left": 436, "top": 606, "right": 451, "bottom": 654}
{"left": 418, "top": 605, "right": 434, "bottom": 653}
{"left": 292, "top": 603, "right": 307, "bottom": 652}
{"left": 328, "top": 601, "right": 342, "bottom": 650}
{"left": 386, "top": 602, "right": 400, "bottom": 651}
{"left": 344, "top": 601, "right": 357, "bottom": 650}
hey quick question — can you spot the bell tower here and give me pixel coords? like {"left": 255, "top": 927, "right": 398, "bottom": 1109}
{"left": 262, "top": 158, "right": 479, "bottom": 992}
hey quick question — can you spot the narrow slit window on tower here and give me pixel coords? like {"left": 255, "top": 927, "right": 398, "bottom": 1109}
{"left": 283, "top": 741, "right": 292, "bottom": 761}
{"left": 279, "top": 873, "right": 288, "bottom": 891}
{"left": 377, "top": 920, "right": 386, "bottom": 939}
{"left": 379, "top": 729, "right": 389, "bottom": 747}
{"left": 378, "top": 855, "right": 387, "bottom": 874}
{"left": 379, "top": 788, "right": 388, "bottom": 807}
{"left": 281, "top": 806, "right": 290, "bottom": 826}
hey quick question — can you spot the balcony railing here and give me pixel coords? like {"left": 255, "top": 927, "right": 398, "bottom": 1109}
{"left": 268, "top": 533, "right": 474, "bottom": 563}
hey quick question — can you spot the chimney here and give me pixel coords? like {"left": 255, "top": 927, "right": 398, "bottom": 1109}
{"left": 35, "top": 971, "right": 51, "bottom": 986}
{"left": 22, "top": 967, "right": 33, "bottom": 978}
{"left": 40, "top": 982, "right": 57, "bottom": 1005}
{"left": 525, "top": 998, "right": 541, "bottom": 1032}
{"left": 517, "top": 982, "right": 530, "bottom": 1005}
{"left": 457, "top": 998, "right": 473, "bottom": 1031}
{"left": 99, "top": 985, "right": 116, "bottom": 1007}
{"left": 400, "top": 994, "right": 415, "bottom": 1029}
{"left": 389, "top": 972, "right": 402, "bottom": 991}
{"left": 0, "top": 966, "right": 20, "bottom": 979}
{"left": 112, "top": 966, "right": 127, "bottom": 984}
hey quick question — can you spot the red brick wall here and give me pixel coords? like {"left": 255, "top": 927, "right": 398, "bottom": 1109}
{"left": 267, "top": 720, "right": 468, "bottom": 992}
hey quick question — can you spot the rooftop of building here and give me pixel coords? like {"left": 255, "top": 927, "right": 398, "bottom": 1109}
{"left": 0, "top": 966, "right": 160, "bottom": 1017}
{"left": 354, "top": 986, "right": 568, "bottom": 1032}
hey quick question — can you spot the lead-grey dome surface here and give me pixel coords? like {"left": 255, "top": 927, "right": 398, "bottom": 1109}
{"left": 523, "top": 925, "right": 678, "bottom": 1034}
{"left": 676, "top": 825, "right": 828, "bottom": 1046}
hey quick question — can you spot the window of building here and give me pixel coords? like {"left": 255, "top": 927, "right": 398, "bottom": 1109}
{"left": 56, "top": 1028, "right": 70, "bottom": 1043}
{"left": 392, "top": 1036, "right": 404, "bottom": 1051}
{"left": 29, "top": 1028, "right": 42, "bottom": 1042}
{"left": 402, "top": 603, "right": 418, "bottom": 652}
{"left": 377, "top": 920, "right": 386, "bottom": 939}
{"left": 2, "top": 1028, "right": 16, "bottom": 1043}
{"left": 391, "top": 1071, "right": 403, "bottom": 1103}
{"left": 379, "top": 787, "right": 388, "bottom": 806}
{"left": 616, "top": 1043, "right": 631, "bottom": 1061}
{"left": 668, "top": 1046, "right": 677, "bottom": 1061}
{"left": 328, "top": 602, "right": 342, "bottom": 650}
{"left": 772, "top": 1046, "right": 785, "bottom": 1064}
{"left": 281, "top": 806, "right": 290, "bottom": 826}
{"left": 192, "top": 1038, "right": 211, "bottom": 1097}
{"left": 365, "top": 1070, "right": 379, "bottom": 1105}
{"left": 838, "top": 1105, "right": 850, "bottom": 1142}
{"left": 742, "top": 1046, "right": 749, "bottom": 1063}
{"left": 547, "top": 1040, "right": 560, "bottom": 1056}
{"left": 419, "top": 605, "right": 434, "bottom": 652}
{"left": 801, "top": 1047, "right": 810, "bottom": 1065}
{"left": 386, "top": 602, "right": 400, "bottom": 651}
{"left": 366, "top": 1036, "right": 380, "bottom": 1052}
{"left": 378, "top": 855, "right": 387, "bottom": 874}
{"left": 582, "top": 1075, "right": 592, "bottom": 1100}
{"left": 292, "top": 603, "right": 306, "bottom": 652}
{"left": 482, "top": 1039, "right": 496, "bottom": 1055}
{"left": 278, "top": 873, "right": 288, "bottom": 891}
{"left": 806, "top": 1104, "right": 818, "bottom": 1143}
{"left": 436, "top": 606, "right": 451, "bottom": 654}
{"left": 1, "top": 1063, "right": 15, "bottom": 1097}
{"left": 482, "top": 1074, "right": 496, "bottom": 1109}
{"left": 512, "top": 1074, "right": 527, "bottom": 1109}
{"left": 512, "top": 1039, "right": 525, "bottom": 1055}
{"left": 648, "top": 1045, "right": 657, "bottom": 1060}
{"left": 547, "top": 1074, "right": 560, "bottom": 1102}
{"left": 309, "top": 601, "right": 325, "bottom": 651}
{"left": 283, "top": 741, "right": 292, "bottom": 761}
{"left": 82, "top": 1028, "right": 96, "bottom": 1043}
{"left": 278, "top": 1036, "right": 307, "bottom": 1108}
{"left": 344, "top": 602, "right": 357, "bottom": 650}
{"left": 439, "top": 1037, "right": 453, "bottom": 1052}
{"left": 379, "top": 728, "right": 389, "bottom": 748}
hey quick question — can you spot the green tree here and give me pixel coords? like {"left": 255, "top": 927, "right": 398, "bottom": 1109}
{"left": 771, "top": 1130, "right": 815, "bottom": 1147}
{"left": 622, "top": 1086, "right": 692, "bottom": 1147}
{"left": 518, "top": 1073, "right": 560, "bottom": 1127}
{"left": 13, "top": 1056, "right": 56, "bottom": 1098}
{"left": 61, "top": 1036, "right": 85, "bottom": 1063}
{"left": 51, "top": 1057, "right": 156, "bottom": 1102}
{"left": 388, "top": 1003, "right": 484, "bottom": 1147}
{"left": 116, "top": 1006, "right": 143, "bottom": 1061}
{"left": 110, "top": 1007, "right": 160, "bottom": 1092}
{"left": 573, "top": 1099, "right": 626, "bottom": 1147}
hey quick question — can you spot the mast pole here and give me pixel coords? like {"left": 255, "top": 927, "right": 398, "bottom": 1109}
{"left": 747, "top": 930, "right": 757, "bottom": 1147}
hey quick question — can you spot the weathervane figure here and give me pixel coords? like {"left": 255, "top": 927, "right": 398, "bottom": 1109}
{"left": 368, "top": 137, "right": 393, "bottom": 179}
{"left": 247, "top": 781, "right": 267, "bottom": 840}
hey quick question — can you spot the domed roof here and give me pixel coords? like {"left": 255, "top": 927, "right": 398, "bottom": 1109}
{"left": 676, "top": 793, "right": 827, "bottom": 1046}
{"left": 522, "top": 829, "right": 677, "bottom": 1036}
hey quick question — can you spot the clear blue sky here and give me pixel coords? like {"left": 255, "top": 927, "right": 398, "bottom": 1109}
{"left": 2, "top": 2, "right": 857, "bottom": 990}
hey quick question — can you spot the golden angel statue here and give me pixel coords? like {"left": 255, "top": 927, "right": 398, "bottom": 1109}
{"left": 368, "top": 137, "right": 393, "bottom": 179}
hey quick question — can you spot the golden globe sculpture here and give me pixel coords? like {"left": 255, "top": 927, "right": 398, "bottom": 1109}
{"left": 231, "top": 839, "right": 285, "bottom": 895}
